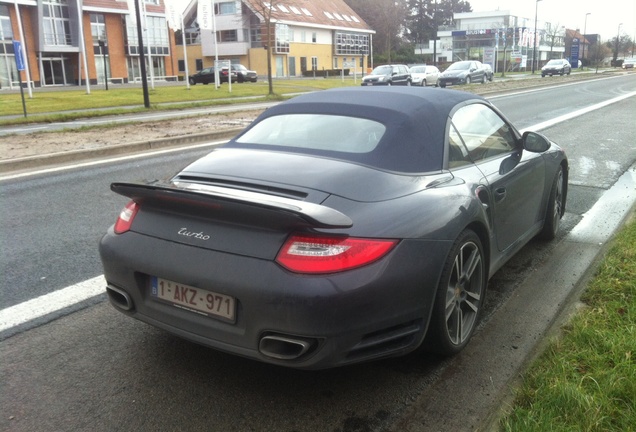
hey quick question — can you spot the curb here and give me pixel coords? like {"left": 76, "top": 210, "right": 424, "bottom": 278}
{"left": 0, "top": 128, "right": 244, "bottom": 173}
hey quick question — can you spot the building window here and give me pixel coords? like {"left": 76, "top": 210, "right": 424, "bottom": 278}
{"left": 300, "top": 31, "right": 306, "bottom": 43}
{"left": 90, "top": 14, "right": 106, "bottom": 43}
{"left": 312, "top": 32, "right": 317, "bottom": 43}
{"left": 196, "top": 58, "right": 203, "bottom": 70}
{"left": 333, "top": 57, "right": 338, "bottom": 68}
{"left": 125, "top": 15, "right": 170, "bottom": 55}
{"left": 215, "top": 2, "right": 236, "bottom": 15}
{"left": 185, "top": 27, "right": 200, "bottom": 45}
{"left": 311, "top": 56, "right": 318, "bottom": 70}
{"left": 250, "top": 27, "right": 262, "bottom": 48}
{"left": 335, "top": 31, "right": 369, "bottom": 56}
{"left": 43, "top": 0, "right": 72, "bottom": 46}
{"left": 275, "top": 24, "right": 290, "bottom": 53}
{"left": 0, "top": 4, "right": 19, "bottom": 88}
{"left": 0, "top": 5, "right": 12, "bottom": 40}
{"left": 218, "top": 30, "right": 237, "bottom": 42}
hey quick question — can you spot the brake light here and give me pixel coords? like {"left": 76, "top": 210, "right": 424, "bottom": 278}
{"left": 114, "top": 201, "right": 139, "bottom": 234}
{"left": 276, "top": 234, "right": 398, "bottom": 274}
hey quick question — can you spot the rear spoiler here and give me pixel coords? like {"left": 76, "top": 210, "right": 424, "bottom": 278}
{"left": 111, "top": 181, "right": 353, "bottom": 229}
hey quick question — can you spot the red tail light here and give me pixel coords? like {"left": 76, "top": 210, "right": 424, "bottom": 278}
{"left": 114, "top": 201, "right": 139, "bottom": 234}
{"left": 276, "top": 234, "right": 398, "bottom": 274}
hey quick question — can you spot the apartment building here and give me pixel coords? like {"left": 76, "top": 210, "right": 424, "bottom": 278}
{"left": 176, "top": 0, "right": 374, "bottom": 78}
{"left": 0, "top": 0, "right": 177, "bottom": 89}
{"left": 417, "top": 10, "right": 565, "bottom": 72}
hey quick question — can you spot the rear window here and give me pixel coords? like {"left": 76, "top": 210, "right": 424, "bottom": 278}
{"left": 236, "top": 114, "right": 386, "bottom": 154}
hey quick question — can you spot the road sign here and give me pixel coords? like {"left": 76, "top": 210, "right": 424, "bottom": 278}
{"left": 13, "top": 41, "right": 25, "bottom": 71}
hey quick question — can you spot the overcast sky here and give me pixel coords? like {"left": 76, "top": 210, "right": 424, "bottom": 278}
{"left": 468, "top": 0, "right": 635, "bottom": 41}
{"left": 171, "top": 0, "right": 635, "bottom": 43}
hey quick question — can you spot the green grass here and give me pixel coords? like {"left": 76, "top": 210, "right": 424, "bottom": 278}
{"left": 0, "top": 76, "right": 358, "bottom": 123}
{"left": 499, "top": 216, "right": 636, "bottom": 431}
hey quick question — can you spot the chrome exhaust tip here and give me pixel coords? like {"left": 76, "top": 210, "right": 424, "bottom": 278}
{"left": 259, "top": 334, "right": 316, "bottom": 360}
{"left": 106, "top": 285, "right": 134, "bottom": 311}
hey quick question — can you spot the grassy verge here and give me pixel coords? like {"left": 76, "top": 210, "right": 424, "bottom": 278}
{"left": 0, "top": 77, "right": 357, "bottom": 120}
{"left": 499, "top": 214, "right": 636, "bottom": 431}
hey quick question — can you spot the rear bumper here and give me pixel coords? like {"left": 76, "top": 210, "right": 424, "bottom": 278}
{"left": 99, "top": 229, "right": 450, "bottom": 369}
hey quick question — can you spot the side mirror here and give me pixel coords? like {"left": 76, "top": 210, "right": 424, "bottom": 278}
{"left": 522, "top": 131, "right": 551, "bottom": 153}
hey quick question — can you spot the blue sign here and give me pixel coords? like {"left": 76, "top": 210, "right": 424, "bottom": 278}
{"left": 570, "top": 37, "right": 580, "bottom": 68}
{"left": 13, "top": 41, "right": 25, "bottom": 71}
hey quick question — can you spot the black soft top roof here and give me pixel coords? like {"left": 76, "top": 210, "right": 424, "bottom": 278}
{"left": 228, "top": 87, "right": 487, "bottom": 173}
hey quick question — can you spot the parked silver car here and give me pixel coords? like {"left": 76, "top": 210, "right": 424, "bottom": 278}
{"left": 541, "top": 59, "right": 571, "bottom": 77}
{"left": 409, "top": 65, "right": 440, "bottom": 86}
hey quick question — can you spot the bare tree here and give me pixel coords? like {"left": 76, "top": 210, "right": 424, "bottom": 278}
{"left": 543, "top": 22, "right": 563, "bottom": 59}
{"left": 607, "top": 34, "right": 633, "bottom": 64}
{"left": 346, "top": 0, "right": 408, "bottom": 63}
{"left": 245, "top": 0, "right": 280, "bottom": 95}
{"left": 587, "top": 43, "right": 610, "bottom": 72}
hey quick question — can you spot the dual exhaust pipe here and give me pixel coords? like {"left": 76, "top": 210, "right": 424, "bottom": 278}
{"left": 106, "top": 284, "right": 317, "bottom": 361}
{"left": 259, "top": 334, "right": 318, "bottom": 360}
{"left": 106, "top": 285, "right": 134, "bottom": 311}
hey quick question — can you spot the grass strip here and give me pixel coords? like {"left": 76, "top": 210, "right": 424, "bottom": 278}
{"left": 499, "top": 215, "right": 636, "bottom": 431}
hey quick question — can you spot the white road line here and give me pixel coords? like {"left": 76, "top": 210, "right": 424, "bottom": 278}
{"left": 0, "top": 276, "right": 105, "bottom": 332}
{"left": 0, "top": 139, "right": 228, "bottom": 182}
{"left": 519, "top": 91, "right": 636, "bottom": 133}
{"left": 1, "top": 92, "right": 635, "bottom": 333}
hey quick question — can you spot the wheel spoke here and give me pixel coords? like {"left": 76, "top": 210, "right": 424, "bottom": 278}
{"left": 464, "top": 297, "right": 480, "bottom": 313}
{"left": 445, "top": 295, "right": 456, "bottom": 321}
{"left": 451, "top": 305, "right": 462, "bottom": 343}
{"left": 463, "top": 246, "right": 481, "bottom": 279}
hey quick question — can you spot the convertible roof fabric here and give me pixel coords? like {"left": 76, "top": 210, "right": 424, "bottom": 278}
{"left": 228, "top": 87, "right": 486, "bottom": 173}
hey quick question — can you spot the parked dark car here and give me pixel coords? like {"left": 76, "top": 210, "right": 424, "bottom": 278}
{"left": 100, "top": 87, "right": 568, "bottom": 370}
{"left": 438, "top": 60, "right": 487, "bottom": 87}
{"left": 231, "top": 64, "right": 258, "bottom": 82}
{"left": 541, "top": 59, "right": 571, "bottom": 77}
{"left": 361, "top": 64, "right": 411, "bottom": 86}
{"left": 483, "top": 63, "right": 494, "bottom": 81}
{"left": 188, "top": 67, "right": 237, "bottom": 85}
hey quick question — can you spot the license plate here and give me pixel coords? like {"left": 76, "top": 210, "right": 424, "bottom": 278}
{"left": 150, "top": 277, "right": 235, "bottom": 322}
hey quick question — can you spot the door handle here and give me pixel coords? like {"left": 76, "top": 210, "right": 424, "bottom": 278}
{"left": 494, "top": 187, "right": 506, "bottom": 202}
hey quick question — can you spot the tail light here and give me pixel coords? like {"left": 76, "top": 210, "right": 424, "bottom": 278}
{"left": 276, "top": 234, "right": 398, "bottom": 274}
{"left": 114, "top": 201, "right": 139, "bottom": 234}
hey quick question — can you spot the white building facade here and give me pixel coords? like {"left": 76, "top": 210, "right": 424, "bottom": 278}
{"left": 417, "top": 10, "right": 565, "bottom": 72}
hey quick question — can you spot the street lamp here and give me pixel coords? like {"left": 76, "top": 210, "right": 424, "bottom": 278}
{"left": 582, "top": 13, "right": 590, "bottom": 63}
{"left": 615, "top": 23, "right": 623, "bottom": 66}
{"left": 98, "top": 39, "right": 108, "bottom": 91}
{"left": 531, "top": 0, "right": 542, "bottom": 74}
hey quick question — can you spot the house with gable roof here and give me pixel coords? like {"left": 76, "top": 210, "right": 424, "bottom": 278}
{"left": 176, "top": 0, "right": 374, "bottom": 79}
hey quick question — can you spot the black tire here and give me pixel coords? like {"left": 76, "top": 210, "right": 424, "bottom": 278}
{"left": 406, "top": 80, "right": 412, "bottom": 86}
{"left": 482, "top": 74, "right": 486, "bottom": 84}
{"left": 424, "top": 229, "right": 486, "bottom": 356}
{"left": 421, "top": 79, "right": 426, "bottom": 87}
{"left": 188, "top": 78, "right": 196, "bottom": 85}
{"left": 539, "top": 165, "right": 565, "bottom": 240}
{"left": 440, "top": 82, "right": 446, "bottom": 88}
{"left": 466, "top": 76, "right": 471, "bottom": 84}
{"left": 387, "top": 81, "right": 392, "bottom": 86}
